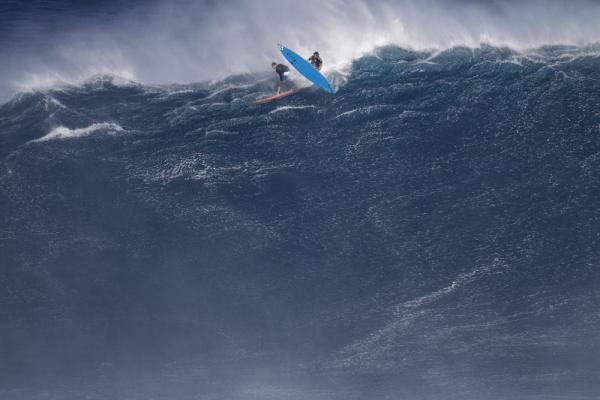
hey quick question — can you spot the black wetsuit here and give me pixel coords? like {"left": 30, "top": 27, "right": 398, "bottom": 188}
{"left": 309, "top": 55, "right": 323, "bottom": 70}
{"left": 275, "top": 64, "right": 290, "bottom": 81}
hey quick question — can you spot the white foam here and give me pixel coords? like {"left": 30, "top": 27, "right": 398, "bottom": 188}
{"left": 335, "top": 105, "right": 395, "bottom": 119}
{"left": 82, "top": 74, "right": 139, "bottom": 88}
{"left": 331, "top": 259, "right": 509, "bottom": 370}
{"left": 15, "top": 69, "right": 137, "bottom": 94}
{"left": 42, "top": 96, "right": 67, "bottom": 112}
{"left": 5, "top": 1, "right": 600, "bottom": 102}
{"left": 33, "top": 123, "right": 124, "bottom": 143}
{"left": 269, "top": 105, "right": 317, "bottom": 114}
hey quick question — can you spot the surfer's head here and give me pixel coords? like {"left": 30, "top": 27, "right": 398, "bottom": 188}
{"left": 313, "top": 51, "right": 319, "bottom": 56}
{"left": 271, "top": 62, "right": 277, "bottom": 69}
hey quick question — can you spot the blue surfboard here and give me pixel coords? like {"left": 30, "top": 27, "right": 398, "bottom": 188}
{"left": 279, "top": 44, "right": 334, "bottom": 93}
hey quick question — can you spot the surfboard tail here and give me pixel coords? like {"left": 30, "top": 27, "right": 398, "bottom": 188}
{"left": 254, "top": 87, "right": 302, "bottom": 104}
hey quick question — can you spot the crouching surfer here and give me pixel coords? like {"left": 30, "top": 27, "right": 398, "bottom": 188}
{"left": 308, "top": 51, "right": 323, "bottom": 71}
{"left": 272, "top": 62, "right": 291, "bottom": 95}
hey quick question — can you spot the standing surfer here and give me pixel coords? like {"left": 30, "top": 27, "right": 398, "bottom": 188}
{"left": 272, "top": 62, "right": 290, "bottom": 95}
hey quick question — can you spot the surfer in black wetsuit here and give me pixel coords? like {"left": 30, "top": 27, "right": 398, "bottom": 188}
{"left": 272, "top": 62, "right": 290, "bottom": 94}
{"left": 308, "top": 51, "right": 323, "bottom": 71}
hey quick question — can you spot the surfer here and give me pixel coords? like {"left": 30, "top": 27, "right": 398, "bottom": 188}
{"left": 308, "top": 51, "right": 323, "bottom": 71}
{"left": 272, "top": 62, "right": 290, "bottom": 94}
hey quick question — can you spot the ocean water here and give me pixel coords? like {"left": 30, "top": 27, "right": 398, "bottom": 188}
{"left": 1, "top": 45, "right": 599, "bottom": 399}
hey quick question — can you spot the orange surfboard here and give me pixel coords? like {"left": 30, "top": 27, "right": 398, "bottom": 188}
{"left": 254, "top": 87, "right": 302, "bottom": 104}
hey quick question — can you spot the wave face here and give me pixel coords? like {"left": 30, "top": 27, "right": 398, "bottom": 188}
{"left": 1, "top": 46, "right": 600, "bottom": 399}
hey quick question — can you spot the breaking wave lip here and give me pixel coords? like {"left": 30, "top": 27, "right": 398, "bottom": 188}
{"left": 32, "top": 122, "right": 124, "bottom": 143}
{"left": 5, "top": 44, "right": 600, "bottom": 108}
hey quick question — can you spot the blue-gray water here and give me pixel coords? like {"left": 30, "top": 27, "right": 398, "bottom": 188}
{"left": 1, "top": 45, "right": 599, "bottom": 399}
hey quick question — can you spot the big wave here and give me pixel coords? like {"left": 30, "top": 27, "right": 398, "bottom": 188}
{"left": 1, "top": 44, "right": 599, "bottom": 400}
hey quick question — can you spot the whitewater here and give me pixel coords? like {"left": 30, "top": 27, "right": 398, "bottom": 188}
{"left": 1, "top": 44, "right": 599, "bottom": 399}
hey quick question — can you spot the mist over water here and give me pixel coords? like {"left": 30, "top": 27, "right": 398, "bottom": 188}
{"left": 4, "top": 0, "right": 600, "bottom": 101}
{"left": 2, "top": 2, "right": 600, "bottom": 399}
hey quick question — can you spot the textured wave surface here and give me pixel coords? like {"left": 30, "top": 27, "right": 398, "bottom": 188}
{"left": 1, "top": 46, "right": 600, "bottom": 400}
